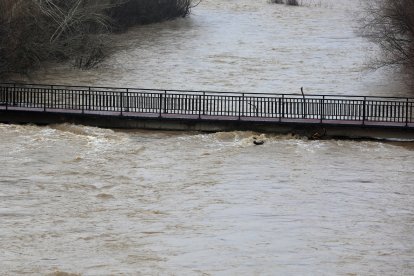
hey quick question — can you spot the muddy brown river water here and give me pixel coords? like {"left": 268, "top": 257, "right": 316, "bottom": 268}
{"left": 2, "top": 0, "right": 414, "bottom": 275}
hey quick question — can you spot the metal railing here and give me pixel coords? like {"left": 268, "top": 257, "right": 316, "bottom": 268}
{"left": 0, "top": 83, "right": 413, "bottom": 126}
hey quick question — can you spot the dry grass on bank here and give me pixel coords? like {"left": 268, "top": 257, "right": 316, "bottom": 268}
{"left": 0, "top": 0, "right": 194, "bottom": 78}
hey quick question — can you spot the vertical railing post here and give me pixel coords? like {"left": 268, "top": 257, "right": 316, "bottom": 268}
{"left": 126, "top": 88, "right": 129, "bottom": 112}
{"left": 238, "top": 94, "right": 241, "bottom": 120}
{"left": 159, "top": 92, "right": 163, "bottom": 118}
{"left": 302, "top": 98, "right": 306, "bottom": 119}
{"left": 164, "top": 90, "right": 167, "bottom": 114}
{"left": 362, "top": 96, "right": 366, "bottom": 125}
{"left": 406, "top": 98, "right": 409, "bottom": 127}
{"left": 301, "top": 87, "right": 306, "bottom": 119}
{"left": 198, "top": 94, "right": 202, "bottom": 119}
{"left": 281, "top": 94, "right": 285, "bottom": 119}
{"left": 241, "top": 93, "right": 245, "bottom": 119}
{"left": 320, "top": 96, "right": 325, "bottom": 123}
{"left": 120, "top": 91, "right": 123, "bottom": 116}
{"left": 43, "top": 86, "right": 47, "bottom": 112}
{"left": 88, "top": 86, "right": 91, "bottom": 112}
{"left": 5, "top": 85, "right": 9, "bottom": 110}
{"left": 203, "top": 92, "right": 206, "bottom": 116}
{"left": 50, "top": 85, "right": 54, "bottom": 110}
{"left": 12, "top": 83, "right": 16, "bottom": 107}
{"left": 278, "top": 97, "right": 281, "bottom": 122}
{"left": 82, "top": 89, "right": 85, "bottom": 114}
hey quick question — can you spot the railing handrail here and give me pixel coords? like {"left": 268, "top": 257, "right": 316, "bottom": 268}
{"left": 1, "top": 82, "right": 413, "bottom": 100}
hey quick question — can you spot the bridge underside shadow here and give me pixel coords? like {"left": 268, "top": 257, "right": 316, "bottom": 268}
{"left": 1, "top": 108, "right": 413, "bottom": 140}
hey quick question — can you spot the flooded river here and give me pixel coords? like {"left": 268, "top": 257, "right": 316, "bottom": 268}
{"left": 2, "top": 0, "right": 414, "bottom": 275}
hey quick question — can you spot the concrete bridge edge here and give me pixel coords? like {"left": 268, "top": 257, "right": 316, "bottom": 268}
{"left": 1, "top": 110, "right": 413, "bottom": 141}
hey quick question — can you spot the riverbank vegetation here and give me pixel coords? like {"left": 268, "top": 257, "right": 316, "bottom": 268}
{"left": 361, "top": 0, "right": 414, "bottom": 88}
{"left": 0, "top": 0, "right": 194, "bottom": 78}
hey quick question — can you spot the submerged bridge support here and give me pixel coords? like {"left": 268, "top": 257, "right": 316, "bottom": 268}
{"left": 1, "top": 83, "right": 413, "bottom": 140}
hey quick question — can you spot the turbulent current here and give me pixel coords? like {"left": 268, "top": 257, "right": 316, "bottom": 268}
{"left": 2, "top": 0, "right": 414, "bottom": 275}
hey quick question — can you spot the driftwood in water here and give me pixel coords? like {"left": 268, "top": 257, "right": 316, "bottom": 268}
{"left": 253, "top": 137, "right": 265, "bottom": 145}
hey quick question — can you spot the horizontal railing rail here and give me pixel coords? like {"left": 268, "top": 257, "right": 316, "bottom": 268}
{"left": 0, "top": 83, "right": 413, "bottom": 126}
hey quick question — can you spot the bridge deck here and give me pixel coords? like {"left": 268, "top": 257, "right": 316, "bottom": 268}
{"left": 1, "top": 105, "right": 412, "bottom": 129}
